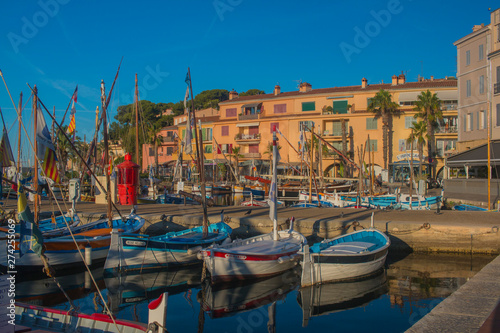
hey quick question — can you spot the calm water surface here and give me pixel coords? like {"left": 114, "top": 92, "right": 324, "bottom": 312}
{"left": 16, "top": 252, "right": 493, "bottom": 332}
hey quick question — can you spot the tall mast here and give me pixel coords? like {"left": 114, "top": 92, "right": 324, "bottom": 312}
{"left": 271, "top": 128, "right": 278, "bottom": 241}
{"left": 308, "top": 123, "right": 314, "bottom": 203}
{"left": 188, "top": 67, "right": 208, "bottom": 236}
{"left": 101, "top": 81, "right": 112, "bottom": 226}
{"left": 135, "top": 74, "right": 139, "bottom": 165}
{"left": 33, "top": 85, "right": 39, "bottom": 223}
{"left": 17, "top": 93, "right": 22, "bottom": 176}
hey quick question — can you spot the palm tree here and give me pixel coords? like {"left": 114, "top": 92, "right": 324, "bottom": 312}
{"left": 229, "top": 146, "right": 243, "bottom": 182}
{"left": 407, "top": 121, "right": 427, "bottom": 177}
{"left": 148, "top": 124, "right": 163, "bottom": 174}
{"left": 368, "top": 89, "right": 402, "bottom": 169}
{"left": 413, "top": 90, "right": 442, "bottom": 178}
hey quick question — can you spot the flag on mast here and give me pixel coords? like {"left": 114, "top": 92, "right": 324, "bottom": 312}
{"left": 184, "top": 71, "right": 193, "bottom": 154}
{"left": 0, "top": 130, "right": 15, "bottom": 166}
{"left": 36, "top": 107, "right": 60, "bottom": 183}
{"left": 67, "top": 88, "right": 78, "bottom": 137}
{"left": 18, "top": 181, "right": 44, "bottom": 257}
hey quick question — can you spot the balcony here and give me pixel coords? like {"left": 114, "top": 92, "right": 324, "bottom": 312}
{"left": 323, "top": 130, "right": 343, "bottom": 137}
{"left": 235, "top": 133, "right": 261, "bottom": 142}
{"left": 441, "top": 104, "right": 458, "bottom": 111}
{"left": 435, "top": 125, "right": 458, "bottom": 134}
{"left": 241, "top": 152, "right": 261, "bottom": 159}
{"left": 239, "top": 113, "right": 260, "bottom": 121}
{"left": 163, "top": 136, "right": 177, "bottom": 143}
{"left": 495, "top": 83, "right": 500, "bottom": 95}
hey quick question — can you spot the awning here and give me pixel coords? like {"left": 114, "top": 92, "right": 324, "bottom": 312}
{"left": 241, "top": 103, "right": 262, "bottom": 109}
{"left": 446, "top": 141, "right": 500, "bottom": 167}
{"left": 398, "top": 92, "right": 420, "bottom": 102}
{"left": 436, "top": 90, "right": 458, "bottom": 101}
{"left": 236, "top": 122, "right": 260, "bottom": 127}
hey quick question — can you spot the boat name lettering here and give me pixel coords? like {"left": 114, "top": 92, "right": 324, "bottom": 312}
{"left": 125, "top": 240, "right": 146, "bottom": 247}
{"left": 225, "top": 254, "right": 247, "bottom": 260}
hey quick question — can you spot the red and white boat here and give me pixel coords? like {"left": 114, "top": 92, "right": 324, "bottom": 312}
{"left": 200, "top": 130, "right": 306, "bottom": 283}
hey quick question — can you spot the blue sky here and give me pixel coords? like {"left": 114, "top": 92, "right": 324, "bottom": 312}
{"left": 0, "top": 0, "right": 498, "bottom": 145}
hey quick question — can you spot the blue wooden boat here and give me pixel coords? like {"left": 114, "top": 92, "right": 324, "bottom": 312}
{"left": 453, "top": 204, "right": 488, "bottom": 211}
{"left": 104, "top": 221, "right": 232, "bottom": 274}
{"left": 301, "top": 227, "right": 390, "bottom": 286}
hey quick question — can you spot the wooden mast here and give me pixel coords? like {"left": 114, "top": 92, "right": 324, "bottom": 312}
{"left": 17, "top": 93, "right": 22, "bottom": 177}
{"left": 308, "top": 123, "right": 314, "bottom": 204}
{"left": 187, "top": 67, "right": 208, "bottom": 236}
{"left": 409, "top": 129, "right": 414, "bottom": 210}
{"left": 33, "top": 85, "right": 39, "bottom": 223}
{"left": 101, "top": 80, "right": 112, "bottom": 226}
{"left": 135, "top": 73, "right": 140, "bottom": 165}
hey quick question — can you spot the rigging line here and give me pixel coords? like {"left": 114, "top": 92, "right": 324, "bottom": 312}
{"left": 27, "top": 84, "right": 125, "bottom": 222}
{"left": 6, "top": 94, "right": 33, "bottom": 135}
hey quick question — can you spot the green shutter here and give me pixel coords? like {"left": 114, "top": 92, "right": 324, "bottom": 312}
{"left": 302, "top": 102, "right": 315, "bottom": 112}
{"left": 366, "top": 118, "right": 377, "bottom": 130}
{"left": 333, "top": 100, "right": 348, "bottom": 114}
{"left": 182, "top": 129, "right": 185, "bottom": 139}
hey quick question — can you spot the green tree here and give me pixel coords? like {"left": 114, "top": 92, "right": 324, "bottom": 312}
{"left": 193, "top": 89, "right": 229, "bottom": 110}
{"left": 368, "top": 89, "right": 402, "bottom": 169}
{"left": 413, "top": 90, "right": 442, "bottom": 177}
{"left": 239, "top": 89, "right": 266, "bottom": 96}
{"left": 407, "top": 121, "right": 427, "bottom": 177}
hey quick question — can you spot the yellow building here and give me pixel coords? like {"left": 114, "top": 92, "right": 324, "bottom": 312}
{"left": 215, "top": 75, "right": 457, "bottom": 182}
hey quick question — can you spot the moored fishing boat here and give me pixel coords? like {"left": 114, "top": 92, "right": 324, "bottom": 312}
{"left": 104, "top": 219, "right": 232, "bottom": 275}
{"left": 200, "top": 130, "right": 306, "bottom": 283}
{"left": 300, "top": 219, "right": 390, "bottom": 286}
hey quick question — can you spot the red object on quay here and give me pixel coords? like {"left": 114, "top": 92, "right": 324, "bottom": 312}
{"left": 117, "top": 153, "right": 140, "bottom": 205}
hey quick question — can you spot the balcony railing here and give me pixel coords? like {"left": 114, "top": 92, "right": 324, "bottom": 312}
{"left": 241, "top": 152, "right": 261, "bottom": 159}
{"left": 238, "top": 113, "right": 260, "bottom": 121}
{"left": 235, "top": 133, "right": 261, "bottom": 141}
{"left": 435, "top": 125, "right": 458, "bottom": 134}
{"left": 163, "top": 136, "right": 177, "bottom": 142}
{"left": 495, "top": 83, "right": 500, "bottom": 95}
{"left": 323, "top": 130, "right": 343, "bottom": 137}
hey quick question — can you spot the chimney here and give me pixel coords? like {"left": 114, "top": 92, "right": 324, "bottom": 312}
{"left": 398, "top": 73, "right": 406, "bottom": 85}
{"left": 361, "top": 77, "right": 368, "bottom": 89}
{"left": 472, "top": 23, "right": 484, "bottom": 32}
{"left": 391, "top": 75, "right": 398, "bottom": 86}
{"left": 430, "top": 75, "right": 434, "bottom": 81}
{"left": 229, "top": 89, "right": 238, "bottom": 100}
{"left": 299, "top": 82, "right": 312, "bottom": 93}
{"left": 274, "top": 85, "right": 281, "bottom": 96}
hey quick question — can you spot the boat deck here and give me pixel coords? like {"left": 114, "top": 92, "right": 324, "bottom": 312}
{"left": 223, "top": 236, "right": 300, "bottom": 255}
{"left": 321, "top": 241, "right": 376, "bottom": 255}
{"left": 167, "top": 232, "right": 221, "bottom": 243}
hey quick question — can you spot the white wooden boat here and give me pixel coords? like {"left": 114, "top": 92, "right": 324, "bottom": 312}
{"left": 200, "top": 130, "right": 306, "bottom": 283}
{"left": 301, "top": 225, "right": 390, "bottom": 286}
{"left": 298, "top": 271, "right": 387, "bottom": 327}
{"left": 104, "top": 221, "right": 232, "bottom": 275}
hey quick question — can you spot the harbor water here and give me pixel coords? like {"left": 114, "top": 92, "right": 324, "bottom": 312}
{"left": 16, "top": 252, "right": 493, "bottom": 332}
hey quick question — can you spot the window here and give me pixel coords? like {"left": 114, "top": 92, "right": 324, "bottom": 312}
{"left": 368, "top": 139, "right": 377, "bottom": 152}
{"left": 249, "top": 144, "right": 259, "bottom": 153}
{"left": 463, "top": 114, "right": 467, "bottom": 132}
{"left": 479, "top": 75, "right": 485, "bottom": 94}
{"left": 367, "top": 97, "right": 373, "bottom": 108}
{"left": 219, "top": 144, "right": 232, "bottom": 154}
{"left": 270, "top": 122, "right": 279, "bottom": 133}
{"left": 299, "top": 121, "right": 314, "bottom": 131}
{"left": 497, "top": 104, "right": 500, "bottom": 127}
{"left": 204, "top": 145, "right": 212, "bottom": 154}
{"left": 479, "top": 110, "right": 486, "bottom": 130}
{"left": 202, "top": 128, "right": 212, "bottom": 141}
{"left": 149, "top": 147, "right": 154, "bottom": 156}
{"left": 221, "top": 126, "right": 229, "bottom": 136}
{"left": 226, "top": 108, "right": 237, "bottom": 117}
{"left": 405, "top": 116, "right": 414, "bottom": 129}
{"left": 404, "top": 139, "right": 416, "bottom": 151}
{"left": 398, "top": 139, "right": 406, "bottom": 152}
{"left": 466, "top": 50, "right": 470, "bottom": 66}
{"left": 479, "top": 44, "right": 484, "bottom": 60}
{"left": 166, "top": 147, "right": 173, "bottom": 155}
{"left": 366, "top": 118, "right": 377, "bottom": 130}
{"left": 332, "top": 121, "right": 342, "bottom": 136}
{"left": 436, "top": 139, "right": 456, "bottom": 157}
{"left": 332, "top": 100, "right": 348, "bottom": 114}
{"left": 274, "top": 104, "right": 286, "bottom": 114}
{"left": 467, "top": 113, "right": 473, "bottom": 131}
{"left": 302, "top": 102, "right": 315, "bottom": 111}
{"left": 466, "top": 80, "right": 471, "bottom": 97}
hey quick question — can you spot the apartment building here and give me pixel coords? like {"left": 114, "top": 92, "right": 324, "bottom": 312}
{"left": 215, "top": 75, "right": 457, "bottom": 182}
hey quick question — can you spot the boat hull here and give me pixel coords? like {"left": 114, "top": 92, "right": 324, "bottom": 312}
{"left": 201, "top": 230, "right": 306, "bottom": 283}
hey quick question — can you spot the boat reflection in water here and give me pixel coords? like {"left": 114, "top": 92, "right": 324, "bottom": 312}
{"left": 15, "top": 267, "right": 105, "bottom": 307}
{"left": 105, "top": 265, "right": 202, "bottom": 313}
{"left": 298, "top": 270, "right": 388, "bottom": 327}
{"left": 199, "top": 268, "right": 299, "bottom": 319}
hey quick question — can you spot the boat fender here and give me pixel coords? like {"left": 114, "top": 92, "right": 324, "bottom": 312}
{"left": 277, "top": 256, "right": 290, "bottom": 264}
{"left": 187, "top": 246, "right": 202, "bottom": 255}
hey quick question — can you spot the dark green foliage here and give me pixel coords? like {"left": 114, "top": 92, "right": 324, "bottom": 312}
{"left": 239, "top": 89, "right": 265, "bottom": 96}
